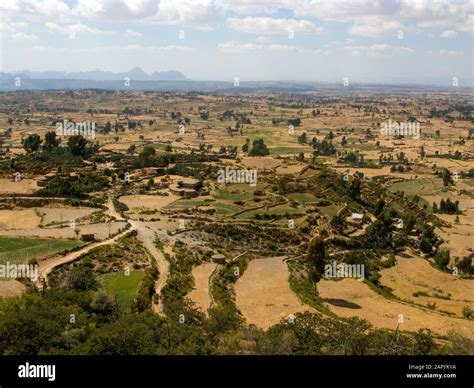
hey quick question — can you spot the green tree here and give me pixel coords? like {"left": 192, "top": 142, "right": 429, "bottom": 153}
{"left": 374, "top": 199, "right": 385, "bottom": 216}
{"left": 442, "top": 169, "right": 453, "bottom": 187}
{"left": 348, "top": 175, "right": 362, "bottom": 200}
{"left": 138, "top": 145, "right": 156, "bottom": 167}
{"left": 67, "top": 135, "right": 88, "bottom": 157}
{"left": 434, "top": 250, "right": 450, "bottom": 270}
{"left": 65, "top": 267, "right": 97, "bottom": 291}
{"left": 43, "top": 131, "right": 60, "bottom": 151}
{"left": 22, "top": 133, "right": 42, "bottom": 154}
{"left": 297, "top": 132, "right": 307, "bottom": 144}
{"left": 127, "top": 144, "right": 136, "bottom": 155}
{"left": 306, "top": 237, "right": 326, "bottom": 283}
{"left": 242, "top": 138, "right": 250, "bottom": 153}
{"left": 249, "top": 139, "right": 270, "bottom": 156}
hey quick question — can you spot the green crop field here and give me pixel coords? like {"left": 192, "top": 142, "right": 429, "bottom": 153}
{"left": 389, "top": 178, "right": 444, "bottom": 196}
{"left": 317, "top": 204, "right": 343, "bottom": 218}
{"left": 214, "top": 202, "right": 246, "bottom": 215}
{"left": 0, "top": 237, "right": 82, "bottom": 264}
{"left": 166, "top": 199, "right": 211, "bottom": 209}
{"left": 286, "top": 193, "right": 319, "bottom": 204}
{"left": 216, "top": 188, "right": 257, "bottom": 201}
{"left": 236, "top": 205, "right": 305, "bottom": 219}
{"left": 100, "top": 270, "right": 145, "bottom": 313}
{"left": 270, "top": 146, "right": 309, "bottom": 155}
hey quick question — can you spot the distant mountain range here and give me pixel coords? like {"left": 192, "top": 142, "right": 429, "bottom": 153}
{"left": 0, "top": 68, "right": 472, "bottom": 92}
{"left": 1, "top": 67, "right": 189, "bottom": 81}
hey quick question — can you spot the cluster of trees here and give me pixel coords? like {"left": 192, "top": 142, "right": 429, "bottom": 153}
{"left": 22, "top": 132, "right": 58, "bottom": 154}
{"left": 100, "top": 121, "right": 125, "bottom": 134}
{"left": 122, "top": 107, "right": 142, "bottom": 115}
{"left": 37, "top": 172, "right": 109, "bottom": 197}
{"left": 170, "top": 111, "right": 182, "bottom": 120}
{"left": 22, "top": 132, "right": 96, "bottom": 158}
{"left": 339, "top": 151, "right": 364, "bottom": 166}
{"left": 219, "top": 110, "right": 251, "bottom": 124}
{"left": 433, "top": 198, "right": 460, "bottom": 214}
{"left": 359, "top": 213, "right": 394, "bottom": 250}
{"left": 390, "top": 165, "right": 407, "bottom": 173}
{"left": 134, "top": 145, "right": 174, "bottom": 168}
{"left": 218, "top": 145, "right": 238, "bottom": 156}
{"left": 288, "top": 118, "right": 301, "bottom": 127}
{"left": 0, "top": 284, "right": 454, "bottom": 355}
{"left": 199, "top": 110, "right": 209, "bottom": 120}
{"left": 243, "top": 139, "right": 269, "bottom": 156}
{"left": 312, "top": 139, "right": 336, "bottom": 156}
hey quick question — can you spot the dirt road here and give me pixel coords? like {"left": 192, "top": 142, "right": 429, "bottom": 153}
{"left": 36, "top": 199, "right": 171, "bottom": 316}
{"left": 129, "top": 220, "right": 169, "bottom": 315}
{"left": 37, "top": 224, "right": 134, "bottom": 286}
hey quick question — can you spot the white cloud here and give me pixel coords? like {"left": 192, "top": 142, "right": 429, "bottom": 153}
{"left": 439, "top": 49, "right": 464, "bottom": 56}
{"left": 344, "top": 43, "right": 415, "bottom": 57}
{"left": 290, "top": 0, "right": 474, "bottom": 36}
{"left": 456, "top": 14, "right": 474, "bottom": 34}
{"left": 11, "top": 21, "right": 28, "bottom": 29}
{"left": 45, "top": 22, "right": 111, "bottom": 36}
{"left": 255, "top": 36, "right": 272, "bottom": 45}
{"left": 30, "top": 44, "right": 195, "bottom": 54}
{"left": 3, "top": 0, "right": 473, "bottom": 39}
{"left": 348, "top": 21, "right": 403, "bottom": 37}
{"left": 74, "top": 0, "right": 156, "bottom": 20}
{"left": 227, "top": 16, "right": 323, "bottom": 34}
{"left": 12, "top": 31, "right": 38, "bottom": 41}
{"left": 441, "top": 30, "right": 458, "bottom": 38}
{"left": 217, "top": 41, "right": 321, "bottom": 54}
{"left": 0, "top": 22, "right": 38, "bottom": 41}
{"left": 125, "top": 28, "right": 143, "bottom": 37}
{"left": 0, "top": 0, "right": 71, "bottom": 22}
{"left": 220, "top": 0, "right": 282, "bottom": 15}
{"left": 75, "top": 0, "right": 220, "bottom": 29}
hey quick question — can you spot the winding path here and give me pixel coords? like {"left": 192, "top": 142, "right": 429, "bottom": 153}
{"left": 37, "top": 224, "right": 134, "bottom": 287}
{"left": 36, "top": 199, "right": 171, "bottom": 317}
{"left": 129, "top": 220, "right": 169, "bottom": 315}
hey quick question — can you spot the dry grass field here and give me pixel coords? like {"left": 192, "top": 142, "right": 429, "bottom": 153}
{"left": 235, "top": 257, "right": 314, "bottom": 329}
{"left": 380, "top": 253, "right": 474, "bottom": 317}
{"left": 187, "top": 262, "right": 217, "bottom": 313}
{"left": 0, "top": 209, "right": 41, "bottom": 229}
{"left": 318, "top": 279, "right": 474, "bottom": 340}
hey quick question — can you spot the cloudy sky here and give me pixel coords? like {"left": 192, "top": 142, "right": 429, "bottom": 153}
{"left": 0, "top": 0, "right": 473, "bottom": 84}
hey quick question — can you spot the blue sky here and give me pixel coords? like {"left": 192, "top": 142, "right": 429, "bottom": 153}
{"left": 0, "top": 0, "right": 473, "bottom": 83}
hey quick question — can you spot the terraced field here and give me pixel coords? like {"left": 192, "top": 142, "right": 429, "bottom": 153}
{"left": 0, "top": 237, "right": 82, "bottom": 264}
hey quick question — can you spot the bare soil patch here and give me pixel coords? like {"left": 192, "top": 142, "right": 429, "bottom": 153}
{"left": 0, "top": 222, "right": 127, "bottom": 240}
{"left": 0, "top": 209, "right": 41, "bottom": 229}
{"left": 120, "top": 194, "right": 180, "bottom": 211}
{"left": 38, "top": 207, "right": 98, "bottom": 225}
{"left": 0, "top": 179, "right": 38, "bottom": 195}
